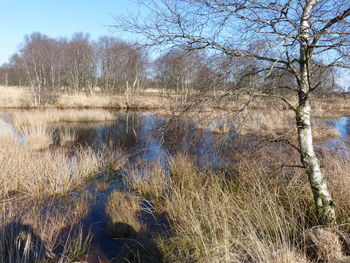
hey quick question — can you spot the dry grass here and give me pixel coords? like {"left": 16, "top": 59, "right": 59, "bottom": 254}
{"left": 0, "top": 86, "right": 171, "bottom": 109}
{"left": 161, "top": 155, "right": 311, "bottom": 262}
{"left": 0, "top": 124, "right": 103, "bottom": 261}
{"left": 126, "top": 162, "right": 167, "bottom": 212}
{"left": 0, "top": 86, "right": 33, "bottom": 108}
{"left": 16, "top": 122, "right": 53, "bottom": 150}
{"left": 2, "top": 86, "right": 350, "bottom": 119}
{"left": 57, "top": 93, "right": 124, "bottom": 108}
{"left": 58, "top": 92, "right": 171, "bottom": 110}
{"left": 99, "top": 144, "right": 128, "bottom": 173}
{"left": 0, "top": 136, "right": 100, "bottom": 198}
{"left": 10, "top": 109, "right": 118, "bottom": 125}
{"left": 59, "top": 126, "right": 76, "bottom": 146}
{"left": 0, "top": 193, "right": 94, "bottom": 263}
{"left": 122, "top": 152, "right": 350, "bottom": 263}
{"left": 190, "top": 108, "right": 339, "bottom": 141}
{"left": 104, "top": 190, "right": 144, "bottom": 238}
{"left": 320, "top": 148, "right": 350, "bottom": 224}
{"left": 305, "top": 227, "right": 345, "bottom": 263}
{"left": 0, "top": 106, "right": 133, "bottom": 261}
{"left": 6, "top": 109, "right": 120, "bottom": 149}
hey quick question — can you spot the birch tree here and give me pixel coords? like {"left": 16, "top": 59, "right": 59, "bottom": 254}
{"left": 20, "top": 33, "right": 64, "bottom": 104}
{"left": 116, "top": 0, "right": 350, "bottom": 225}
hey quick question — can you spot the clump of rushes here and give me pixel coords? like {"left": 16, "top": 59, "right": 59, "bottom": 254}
{"left": 99, "top": 144, "right": 128, "bottom": 174}
{"left": 17, "top": 122, "right": 53, "bottom": 150}
{"left": 151, "top": 154, "right": 317, "bottom": 263}
{"left": 0, "top": 141, "right": 100, "bottom": 198}
{"left": 168, "top": 154, "right": 207, "bottom": 190}
{"left": 105, "top": 190, "right": 144, "bottom": 238}
{"left": 58, "top": 126, "right": 76, "bottom": 146}
{"left": 61, "top": 226, "right": 93, "bottom": 263}
{"left": 126, "top": 162, "right": 167, "bottom": 212}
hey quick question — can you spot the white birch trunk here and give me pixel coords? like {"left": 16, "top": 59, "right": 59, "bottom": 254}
{"left": 296, "top": 0, "right": 336, "bottom": 225}
{"left": 296, "top": 95, "right": 335, "bottom": 225}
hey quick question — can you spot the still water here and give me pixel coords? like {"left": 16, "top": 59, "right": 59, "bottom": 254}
{"left": 322, "top": 117, "right": 350, "bottom": 156}
{"left": 50, "top": 112, "right": 236, "bottom": 169}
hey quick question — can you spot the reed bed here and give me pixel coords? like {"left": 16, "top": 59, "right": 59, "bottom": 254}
{"left": 124, "top": 151, "right": 350, "bottom": 263}
{"left": 10, "top": 109, "right": 118, "bottom": 126}
{"left": 0, "top": 194, "right": 93, "bottom": 263}
{"left": 0, "top": 136, "right": 99, "bottom": 198}
{"left": 0, "top": 86, "right": 171, "bottom": 109}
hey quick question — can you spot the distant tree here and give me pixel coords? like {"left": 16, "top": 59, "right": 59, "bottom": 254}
{"left": 62, "top": 32, "right": 97, "bottom": 95}
{"left": 154, "top": 48, "right": 217, "bottom": 102}
{"left": 19, "top": 32, "right": 64, "bottom": 104}
{"left": 96, "top": 37, "right": 147, "bottom": 103}
{"left": 0, "top": 65, "right": 9, "bottom": 86}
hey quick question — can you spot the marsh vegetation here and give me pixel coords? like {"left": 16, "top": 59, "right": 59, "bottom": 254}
{"left": 0, "top": 108, "right": 350, "bottom": 262}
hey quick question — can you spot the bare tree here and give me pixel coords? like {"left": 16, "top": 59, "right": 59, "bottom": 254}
{"left": 117, "top": 0, "right": 350, "bottom": 225}
{"left": 97, "top": 38, "right": 147, "bottom": 103}
{"left": 19, "top": 33, "right": 64, "bottom": 104}
{"left": 154, "top": 48, "right": 218, "bottom": 102}
{"left": 63, "top": 33, "right": 97, "bottom": 95}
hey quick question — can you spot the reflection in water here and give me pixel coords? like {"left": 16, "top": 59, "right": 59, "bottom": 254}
{"left": 50, "top": 112, "right": 235, "bottom": 169}
{"left": 0, "top": 114, "right": 24, "bottom": 144}
{"left": 330, "top": 117, "right": 350, "bottom": 138}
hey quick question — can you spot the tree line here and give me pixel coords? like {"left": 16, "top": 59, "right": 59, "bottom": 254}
{"left": 0, "top": 31, "right": 341, "bottom": 105}
{"left": 0, "top": 32, "right": 146, "bottom": 104}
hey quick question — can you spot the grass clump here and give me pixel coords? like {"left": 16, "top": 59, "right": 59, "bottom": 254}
{"left": 99, "top": 144, "right": 128, "bottom": 174}
{"left": 145, "top": 154, "right": 326, "bottom": 262}
{"left": 305, "top": 227, "right": 345, "bottom": 263}
{"left": 58, "top": 126, "right": 76, "bottom": 146}
{"left": 60, "top": 226, "right": 93, "bottom": 263}
{"left": 0, "top": 193, "right": 94, "bottom": 263}
{"left": 0, "top": 140, "right": 100, "bottom": 198}
{"left": 105, "top": 190, "right": 144, "bottom": 238}
{"left": 16, "top": 122, "right": 53, "bottom": 150}
{"left": 126, "top": 162, "right": 167, "bottom": 212}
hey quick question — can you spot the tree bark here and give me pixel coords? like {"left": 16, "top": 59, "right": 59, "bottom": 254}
{"left": 296, "top": 0, "right": 336, "bottom": 225}
{"left": 296, "top": 90, "right": 336, "bottom": 225}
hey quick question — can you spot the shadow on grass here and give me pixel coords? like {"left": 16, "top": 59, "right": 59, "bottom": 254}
{"left": 104, "top": 219, "right": 164, "bottom": 263}
{"left": 115, "top": 236, "right": 164, "bottom": 263}
{"left": 0, "top": 221, "right": 53, "bottom": 263}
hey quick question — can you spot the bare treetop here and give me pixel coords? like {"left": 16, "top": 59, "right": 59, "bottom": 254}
{"left": 117, "top": 0, "right": 350, "bottom": 69}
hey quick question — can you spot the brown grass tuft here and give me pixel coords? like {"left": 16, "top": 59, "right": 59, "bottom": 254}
{"left": 126, "top": 162, "right": 167, "bottom": 212}
{"left": 0, "top": 137, "right": 100, "bottom": 198}
{"left": 305, "top": 227, "right": 346, "bottom": 262}
{"left": 104, "top": 190, "right": 144, "bottom": 238}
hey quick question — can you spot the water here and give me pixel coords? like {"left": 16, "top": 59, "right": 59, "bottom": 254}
{"left": 48, "top": 112, "right": 235, "bottom": 169}
{"left": 322, "top": 116, "right": 350, "bottom": 156}
{"left": 0, "top": 113, "right": 24, "bottom": 144}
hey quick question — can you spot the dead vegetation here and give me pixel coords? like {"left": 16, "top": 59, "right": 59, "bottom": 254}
{"left": 121, "top": 149, "right": 350, "bottom": 263}
{"left": 0, "top": 106, "right": 349, "bottom": 262}
{"left": 0, "top": 86, "right": 171, "bottom": 110}
{"left": 0, "top": 113, "right": 128, "bottom": 262}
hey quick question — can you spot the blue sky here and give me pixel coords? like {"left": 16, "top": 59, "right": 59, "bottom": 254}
{"left": 0, "top": 0, "right": 139, "bottom": 64}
